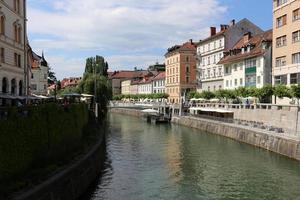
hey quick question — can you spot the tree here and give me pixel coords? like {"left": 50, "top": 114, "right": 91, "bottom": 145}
{"left": 274, "top": 84, "right": 292, "bottom": 99}
{"left": 235, "top": 87, "right": 249, "bottom": 98}
{"left": 291, "top": 84, "right": 300, "bottom": 100}
{"left": 256, "top": 85, "right": 273, "bottom": 103}
{"left": 48, "top": 67, "right": 57, "bottom": 85}
{"left": 201, "top": 91, "right": 215, "bottom": 100}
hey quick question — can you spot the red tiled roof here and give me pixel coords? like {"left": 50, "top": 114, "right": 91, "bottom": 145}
{"left": 152, "top": 72, "right": 165, "bottom": 80}
{"left": 165, "top": 40, "right": 196, "bottom": 56}
{"left": 110, "top": 70, "right": 148, "bottom": 79}
{"left": 199, "top": 30, "right": 226, "bottom": 44}
{"left": 218, "top": 30, "right": 272, "bottom": 65}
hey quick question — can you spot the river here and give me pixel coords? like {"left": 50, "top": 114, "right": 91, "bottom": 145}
{"left": 83, "top": 113, "right": 300, "bottom": 200}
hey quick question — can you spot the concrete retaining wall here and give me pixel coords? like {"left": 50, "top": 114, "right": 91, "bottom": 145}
{"left": 12, "top": 136, "right": 106, "bottom": 200}
{"left": 110, "top": 108, "right": 144, "bottom": 117}
{"left": 172, "top": 116, "right": 300, "bottom": 161}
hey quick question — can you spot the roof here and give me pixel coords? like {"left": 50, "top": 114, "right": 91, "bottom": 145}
{"left": 152, "top": 72, "right": 166, "bottom": 81}
{"left": 165, "top": 40, "right": 196, "bottom": 56}
{"left": 110, "top": 70, "right": 148, "bottom": 79}
{"left": 218, "top": 30, "right": 272, "bottom": 65}
{"left": 199, "top": 30, "right": 226, "bottom": 45}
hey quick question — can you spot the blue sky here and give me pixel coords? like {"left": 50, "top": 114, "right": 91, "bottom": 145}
{"left": 27, "top": 0, "right": 272, "bottom": 80}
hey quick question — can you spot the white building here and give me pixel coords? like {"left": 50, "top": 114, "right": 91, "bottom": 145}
{"left": 197, "top": 19, "right": 263, "bottom": 92}
{"left": 30, "top": 51, "right": 48, "bottom": 95}
{"left": 0, "top": 0, "right": 27, "bottom": 101}
{"left": 138, "top": 78, "right": 153, "bottom": 94}
{"left": 152, "top": 72, "right": 166, "bottom": 93}
{"left": 219, "top": 31, "right": 273, "bottom": 91}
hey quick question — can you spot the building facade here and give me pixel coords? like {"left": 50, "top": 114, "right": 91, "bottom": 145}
{"left": 197, "top": 19, "right": 263, "bottom": 92}
{"left": 0, "top": 0, "right": 27, "bottom": 99}
{"left": 165, "top": 40, "right": 197, "bottom": 104}
{"left": 219, "top": 30, "right": 273, "bottom": 90}
{"left": 152, "top": 72, "right": 166, "bottom": 94}
{"left": 30, "top": 51, "right": 48, "bottom": 95}
{"left": 61, "top": 77, "right": 82, "bottom": 89}
{"left": 273, "top": 0, "right": 300, "bottom": 104}
{"left": 121, "top": 80, "right": 131, "bottom": 95}
{"left": 137, "top": 78, "right": 153, "bottom": 94}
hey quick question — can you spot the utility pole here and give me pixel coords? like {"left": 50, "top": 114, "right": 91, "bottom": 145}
{"left": 94, "top": 58, "right": 98, "bottom": 118}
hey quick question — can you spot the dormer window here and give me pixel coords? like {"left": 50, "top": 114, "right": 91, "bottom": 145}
{"left": 241, "top": 48, "right": 245, "bottom": 54}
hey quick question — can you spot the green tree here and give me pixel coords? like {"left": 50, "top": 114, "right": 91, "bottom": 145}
{"left": 256, "top": 85, "right": 273, "bottom": 103}
{"left": 201, "top": 91, "right": 215, "bottom": 100}
{"left": 274, "top": 84, "right": 292, "bottom": 99}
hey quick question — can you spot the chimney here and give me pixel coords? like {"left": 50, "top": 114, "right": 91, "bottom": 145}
{"left": 189, "top": 39, "right": 193, "bottom": 44}
{"left": 243, "top": 32, "right": 251, "bottom": 44}
{"left": 230, "top": 19, "right": 235, "bottom": 26}
{"left": 210, "top": 27, "right": 216, "bottom": 36}
{"left": 220, "top": 24, "right": 229, "bottom": 31}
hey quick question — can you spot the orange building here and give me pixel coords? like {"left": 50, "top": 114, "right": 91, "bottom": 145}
{"left": 165, "top": 40, "right": 197, "bottom": 104}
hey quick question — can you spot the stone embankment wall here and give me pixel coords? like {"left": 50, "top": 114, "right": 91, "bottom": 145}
{"left": 172, "top": 116, "right": 300, "bottom": 161}
{"left": 110, "top": 108, "right": 144, "bottom": 117}
{"left": 13, "top": 136, "right": 106, "bottom": 200}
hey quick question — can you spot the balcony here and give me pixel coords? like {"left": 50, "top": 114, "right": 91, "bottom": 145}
{"left": 245, "top": 67, "right": 256, "bottom": 74}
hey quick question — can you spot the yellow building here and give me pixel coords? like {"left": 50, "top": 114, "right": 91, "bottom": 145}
{"left": 165, "top": 40, "right": 197, "bottom": 104}
{"left": 121, "top": 80, "right": 131, "bottom": 95}
{"left": 273, "top": 0, "right": 300, "bottom": 104}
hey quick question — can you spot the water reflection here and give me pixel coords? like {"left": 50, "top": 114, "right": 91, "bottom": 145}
{"left": 84, "top": 113, "right": 300, "bottom": 200}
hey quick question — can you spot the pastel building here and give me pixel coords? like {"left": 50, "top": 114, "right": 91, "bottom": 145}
{"left": 219, "top": 30, "right": 273, "bottom": 90}
{"left": 0, "top": 0, "right": 27, "bottom": 99}
{"left": 197, "top": 19, "right": 263, "bottom": 92}
{"left": 165, "top": 40, "right": 197, "bottom": 104}
{"left": 152, "top": 72, "right": 166, "bottom": 94}
{"left": 272, "top": 0, "right": 300, "bottom": 104}
{"left": 121, "top": 80, "right": 131, "bottom": 95}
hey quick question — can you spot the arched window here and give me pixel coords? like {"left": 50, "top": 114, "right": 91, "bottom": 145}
{"left": 13, "top": 22, "right": 21, "bottom": 43}
{"left": 19, "top": 80, "right": 23, "bottom": 96}
{"left": 0, "top": 15, "right": 5, "bottom": 35}
{"left": 11, "top": 79, "right": 16, "bottom": 95}
{"left": 2, "top": 77, "right": 8, "bottom": 93}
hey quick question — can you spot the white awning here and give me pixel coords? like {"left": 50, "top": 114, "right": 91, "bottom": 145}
{"left": 189, "top": 107, "right": 233, "bottom": 113}
{"left": 142, "top": 109, "right": 159, "bottom": 113}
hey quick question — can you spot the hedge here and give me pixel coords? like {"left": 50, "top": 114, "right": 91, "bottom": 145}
{"left": 0, "top": 103, "right": 89, "bottom": 185}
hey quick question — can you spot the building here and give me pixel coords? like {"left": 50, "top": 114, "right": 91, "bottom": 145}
{"left": 109, "top": 70, "right": 148, "bottom": 96}
{"left": 137, "top": 77, "right": 153, "bottom": 94}
{"left": 272, "top": 0, "right": 300, "bottom": 104}
{"left": 165, "top": 39, "right": 197, "bottom": 104}
{"left": 219, "top": 30, "right": 273, "bottom": 90}
{"left": 148, "top": 62, "right": 165, "bottom": 72}
{"left": 29, "top": 51, "right": 48, "bottom": 95}
{"left": 61, "top": 77, "right": 82, "bottom": 89}
{"left": 130, "top": 80, "right": 139, "bottom": 95}
{"left": 0, "top": 0, "right": 27, "bottom": 100}
{"left": 197, "top": 19, "right": 263, "bottom": 92}
{"left": 121, "top": 80, "right": 131, "bottom": 95}
{"left": 152, "top": 72, "right": 166, "bottom": 94}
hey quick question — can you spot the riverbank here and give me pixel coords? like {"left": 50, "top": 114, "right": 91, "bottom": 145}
{"left": 110, "top": 108, "right": 300, "bottom": 161}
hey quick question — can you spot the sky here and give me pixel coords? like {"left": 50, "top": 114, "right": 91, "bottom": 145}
{"left": 27, "top": 0, "right": 272, "bottom": 80}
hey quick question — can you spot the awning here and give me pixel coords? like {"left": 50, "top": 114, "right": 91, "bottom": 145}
{"left": 142, "top": 109, "right": 159, "bottom": 114}
{"left": 189, "top": 107, "right": 233, "bottom": 114}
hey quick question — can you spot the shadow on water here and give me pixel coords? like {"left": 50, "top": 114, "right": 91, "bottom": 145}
{"left": 79, "top": 135, "right": 113, "bottom": 200}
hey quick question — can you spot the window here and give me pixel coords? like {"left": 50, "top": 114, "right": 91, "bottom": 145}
{"left": 213, "top": 86, "right": 216, "bottom": 91}
{"left": 14, "top": 0, "right": 20, "bottom": 13}
{"left": 292, "top": 52, "right": 300, "bottom": 64}
{"left": 207, "top": 69, "right": 211, "bottom": 78}
{"left": 239, "top": 63, "right": 243, "bottom": 70}
{"left": 207, "top": 57, "right": 210, "bottom": 65}
{"left": 226, "top": 80, "right": 229, "bottom": 87}
{"left": 276, "top": 15, "right": 287, "bottom": 28}
{"left": 208, "top": 86, "right": 210, "bottom": 91}
{"left": 0, "top": 48, "right": 4, "bottom": 63}
{"left": 276, "top": 35, "right": 287, "bottom": 47}
{"left": 208, "top": 43, "right": 210, "bottom": 51}
{"left": 245, "top": 58, "right": 257, "bottom": 68}
{"left": 293, "top": 8, "right": 300, "bottom": 21}
{"left": 290, "top": 73, "right": 300, "bottom": 84}
{"left": 234, "top": 64, "right": 237, "bottom": 71}
{"left": 14, "top": 53, "right": 21, "bottom": 67}
{"left": 0, "top": 15, "right": 5, "bottom": 35}
{"left": 214, "top": 41, "right": 216, "bottom": 49}
{"left": 186, "top": 56, "right": 189, "bottom": 62}
{"left": 213, "top": 68, "right": 216, "bottom": 77}
{"left": 275, "top": 75, "right": 287, "bottom": 85}
{"left": 186, "top": 65, "right": 190, "bottom": 73}
{"left": 186, "top": 76, "right": 189, "bottom": 83}
{"left": 276, "top": 56, "right": 286, "bottom": 67}
{"left": 276, "top": 0, "right": 287, "bottom": 7}
{"left": 257, "top": 76, "right": 261, "bottom": 84}
{"left": 240, "top": 78, "right": 243, "bottom": 86}
{"left": 218, "top": 67, "right": 222, "bottom": 76}
{"left": 219, "top": 40, "right": 222, "bottom": 48}
{"left": 13, "top": 23, "right": 21, "bottom": 43}
{"left": 292, "top": 30, "right": 300, "bottom": 43}
{"left": 234, "top": 79, "right": 237, "bottom": 86}
{"left": 44, "top": 74, "right": 47, "bottom": 79}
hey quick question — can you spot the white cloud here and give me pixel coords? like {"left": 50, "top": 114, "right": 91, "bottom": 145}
{"left": 27, "top": 0, "right": 227, "bottom": 79}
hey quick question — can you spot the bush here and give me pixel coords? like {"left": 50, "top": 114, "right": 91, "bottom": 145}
{"left": 0, "top": 103, "right": 89, "bottom": 184}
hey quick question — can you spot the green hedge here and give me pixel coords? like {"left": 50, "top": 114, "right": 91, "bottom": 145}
{"left": 0, "top": 103, "right": 89, "bottom": 183}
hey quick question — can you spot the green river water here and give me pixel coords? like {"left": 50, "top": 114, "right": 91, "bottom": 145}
{"left": 84, "top": 113, "right": 300, "bottom": 200}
